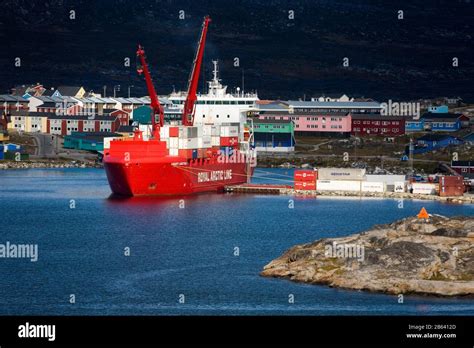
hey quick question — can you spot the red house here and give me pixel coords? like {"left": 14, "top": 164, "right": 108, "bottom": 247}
{"left": 351, "top": 114, "right": 406, "bottom": 136}
{"left": 47, "top": 115, "right": 120, "bottom": 136}
{"left": 103, "top": 108, "right": 130, "bottom": 126}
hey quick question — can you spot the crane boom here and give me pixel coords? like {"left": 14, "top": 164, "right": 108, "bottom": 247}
{"left": 136, "top": 45, "right": 164, "bottom": 136}
{"left": 182, "top": 16, "right": 211, "bottom": 126}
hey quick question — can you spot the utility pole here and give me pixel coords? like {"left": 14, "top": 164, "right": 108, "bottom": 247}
{"left": 113, "top": 85, "right": 121, "bottom": 98}
{"left": 103, "top": 86, "right": 106, "bottom": 98}
{"left": 128, "top": 85, "right": 134, "bottom": 98}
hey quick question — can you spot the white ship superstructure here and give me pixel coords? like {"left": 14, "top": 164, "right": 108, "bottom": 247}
{"left": 168, "top": 60, "right": 258, "bottom": 125}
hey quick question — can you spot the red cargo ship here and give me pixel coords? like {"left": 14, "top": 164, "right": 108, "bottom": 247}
{"left": 103, "top": 16, "right": 255, "bottom": 196}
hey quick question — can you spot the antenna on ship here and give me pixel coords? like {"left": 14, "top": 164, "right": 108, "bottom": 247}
{"left": 212, "top": 60, "right": 219, "bottom": 82}
{"left": 242, "top": 69, "right": 245, "bottom": 96}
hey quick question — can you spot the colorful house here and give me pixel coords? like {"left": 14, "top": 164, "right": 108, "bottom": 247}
{"left": 405, "top": 118, "right": 425, "bottom": 132}
{"left": 408, "top": 134, "right": 464, "bottom": 154}
{"left": 253, "top": 119, "right": 295, "bottom": 152}
{"left": 428, "top": 105, "right": 448, "bottom": 113}
{"left": 351, "top": 114, "right": 405, "bottom": 136}
{"left": 420, "top": 112, "right": 469, "bottom": 132}
{"left": 52, "top": 86, "right": 86, "bottom": 98}
{"left": 451, "top": 160, "right": 474, "bottom": 178}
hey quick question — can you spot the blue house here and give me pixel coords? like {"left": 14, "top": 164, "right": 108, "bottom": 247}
{"left": 428, "top": 105, "right": 448, "bottom": 113}
{"left": 406, "top": 119, "right": 425, "bottom": 132}
{"left": 420, "top": 112, "right": 468, "bottom": 132}
{"left": 408, "top": 134, "right": 464, "bottom": 154}
{"left": 463, "top": 133, "right": 474, "bottom": 145}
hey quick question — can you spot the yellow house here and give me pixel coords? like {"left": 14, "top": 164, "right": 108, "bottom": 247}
{"left": 53, "top": 86, "right": 86, "bottom": 98}
{"left": 8, "top": 111, "right": 49, "bottom": 133}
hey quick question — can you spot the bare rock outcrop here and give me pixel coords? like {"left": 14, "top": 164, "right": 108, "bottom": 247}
{"left": 261, "top": 215, "right": 474, "bottom": 296}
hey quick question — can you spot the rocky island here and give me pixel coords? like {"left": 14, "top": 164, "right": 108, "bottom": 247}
{"left": 262, "top": 214, "right": 474, "bottom": 296}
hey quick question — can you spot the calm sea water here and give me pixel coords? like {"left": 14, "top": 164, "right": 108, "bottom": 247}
{"left": 0, "top": 168, "right": 473, "bottom": 315}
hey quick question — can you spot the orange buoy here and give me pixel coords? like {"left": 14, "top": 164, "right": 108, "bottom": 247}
{"left": 417, "top": 207, "right": 429, "bottom": 219}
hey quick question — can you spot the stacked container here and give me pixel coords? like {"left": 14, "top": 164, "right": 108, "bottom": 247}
{"left": 294, "top": 169, "right": 317, "bottom": 191}
{"left": 439, "top": 176, "right": 464, "bottom": 197}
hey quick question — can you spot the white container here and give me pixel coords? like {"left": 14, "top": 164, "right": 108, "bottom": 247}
{"left": 317, "top": 180, "right": 361, "bottom": 192}
{"left": 159, "top": 126, "right": 170, "bottom": 139}
{"left": 211, "top": 136, "right": 220, "bottom": 146}
{"left": 361, "top": 181, "right": 385, "bottom": 193}
{"left": 198, "top": 136, "right": 212, "bottom": 148}
{"left": 394, "top": 181, "right": 406, "bottom": 193}
{"left": 179, "top": 126, "right": 198, "bottom": 139}
{"left": 178, "top": 138, "right": 199, "bottom": 149}
{"left": 211, "top": 125, "right": 221, "bottom": 136}
{"left": 103, "top": 137, "right": 120, "bottom": 150}
{"left": 221, "top": 125, "right": 239, "bottom": 137}
{"left": 169, "top": 137, "right": 179, "bottom": 149}
{"left": 202, "top": 125, "right": 213, "bottom": 136}
{"left": 318, "top": 168, "right": 366, "bottom": 181}
{"left": 412, "top": 183, "right": 437, "bottom": 195}
{"left": 366, "top": 175, "right": 406, "bottom": 186}
{"left": 169, "top": 148, "right": 179, "bottom": 156}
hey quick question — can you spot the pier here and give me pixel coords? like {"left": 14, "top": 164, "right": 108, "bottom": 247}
{"left": 224, "top": 184, "right": 293, "bottom": 195}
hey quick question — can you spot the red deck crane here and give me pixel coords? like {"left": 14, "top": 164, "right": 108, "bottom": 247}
{"left": 182, "top": 16, "right": 211, "bottom": 126}
{"left": 136, "top": 45, "right": 164, "bottom": 138}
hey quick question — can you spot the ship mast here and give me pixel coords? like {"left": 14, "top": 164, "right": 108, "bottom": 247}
{"left": 136, "top": 45, "right": 164, "bottom": 138}
{"left": 182, "top": 16, "right": 211, "bottom": 126}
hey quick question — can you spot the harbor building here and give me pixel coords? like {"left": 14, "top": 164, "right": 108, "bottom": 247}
{"left": 252, "top": 119, "right": 295, "bottom": 152}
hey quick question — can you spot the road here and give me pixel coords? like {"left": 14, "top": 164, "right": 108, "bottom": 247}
{"left": 30, "top": 133, "right": 56, "bottom": 158}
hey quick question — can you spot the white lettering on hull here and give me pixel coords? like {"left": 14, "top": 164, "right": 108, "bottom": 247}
{"left": 197, "top": 170, "right": 233, "bottom": 183}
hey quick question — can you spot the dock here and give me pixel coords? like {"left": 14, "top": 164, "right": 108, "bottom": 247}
{"left": 224, "top": 184, "right": 293, "bottom": 195}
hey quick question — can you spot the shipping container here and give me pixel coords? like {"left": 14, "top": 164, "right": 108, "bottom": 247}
{"left": 198, "top": 148, "right": 206, "bottom": 158}
{"left": 361, "top": 181, "right": 385, "bottom": 193}
{"left": 198, "top": 136, "right": 212, "bottom": 148}
{"left": 394, "top": 181, "right": 406, "bottom": 193}
{"left": 211, "top": 125, "right": 221, "bottom": 136}
{"left": 178, "top": 138, "right": 199, "bottom": 149}
{"left": 316, "top": 180, "right": 361, "bottom": 192}
{"left": 366, "top": 175, "right": 406, "bottom": 186}
{"left": 220, "top": 126, "right": 239, "bottom": 137}
{"left": 318, "top": 168, "right": 366, "bottom": 181}
{"left": 439, "top": 176, "right": 463, "bottom": 186}
{"left": 179, "top": 126, "right": 198, "bottom": 139}
{"left": 4, "top": 152, "right": 29, "bottom": 161}
{"left": 220, "top": 136, "right": 238, "bottom": 146}
{"left": 169, "top": 127, "right": 179, "bottom": 137}
{"left": 439, "top": 176, "right": 464, "bottom": 197}
{"left": 178, "top": 149, "right": 193, "bottom": 159}
{"left": 211, "top": 136, "right": 220, "bottom": 146}
{"left": 411, "top": 183, "right": 437, "bottom": 195}
{"left": 169, "top": 137, "right": 179, "bottom": 149}
{"left": 169, "top": 148, "right": 179, "bottom": 156}
{"left": 294, "top": 181, "right": 316, "bottom": 190}
{"left": 294, "top": 170, "right": 317, "bottom": 182}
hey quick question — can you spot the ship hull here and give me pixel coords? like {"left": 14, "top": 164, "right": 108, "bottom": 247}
{"left": 104, "top": 159, "right": 252, "bottom": 196}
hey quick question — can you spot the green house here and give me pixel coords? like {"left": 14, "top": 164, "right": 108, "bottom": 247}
{"left": 252, "top": 119, "right": 295, "bottom": 150}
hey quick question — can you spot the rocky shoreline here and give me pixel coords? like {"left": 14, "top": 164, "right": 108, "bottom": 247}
{"left": 0, "top": 160, "right": 101, "bottom": 169}
{"left": 261, "top": 215, "right": 474, "bottom": 296}
{"left": 293, "top": 189, "right": 474, "bottom": 204}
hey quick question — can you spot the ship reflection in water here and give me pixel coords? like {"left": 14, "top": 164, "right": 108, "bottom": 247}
{"left": 0, "top": 168, "right": 473, "bottom": 315}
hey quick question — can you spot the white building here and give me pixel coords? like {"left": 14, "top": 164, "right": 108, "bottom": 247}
{"left": 168, "top": 60, "right": 258, "bottom": 126}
